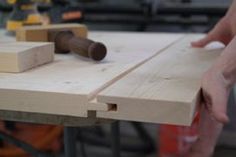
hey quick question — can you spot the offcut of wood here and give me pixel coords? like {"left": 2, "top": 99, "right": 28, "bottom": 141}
{"left": 16, "top": 24, "right": 88, "bottom": 42}
{"left": 0, "top": 42, "right": 54, "bottom": 73}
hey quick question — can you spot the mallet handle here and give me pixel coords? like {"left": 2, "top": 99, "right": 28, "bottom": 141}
{"left": 48, "top": 30, "right": 107, "bottom": 61}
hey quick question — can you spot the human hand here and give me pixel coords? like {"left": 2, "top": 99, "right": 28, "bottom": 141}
{"left": 191, "top": 17, "right": 233, "bottom": 47}
{"left": 193, "top": 32, "right": 236, "bottom": 125}
{"left": 187, "top": 2, "right": 236, "bottom": 156}
{"left": 186, "top": 106, "right": 223, "bottom": 157}
{"left": 187, "top": 18, "right": 236, "bottom": 157}
{"left": 186, "top": 66, "right": 230, "bottom": 157}
{"left": 191, "top": 0, "right": 236, "bottom": 47}
{"left": 200, "top": 67, "right": 230, "bottom": 123}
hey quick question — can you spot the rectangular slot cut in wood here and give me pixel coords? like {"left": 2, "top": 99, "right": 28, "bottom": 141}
{"left": 97, "top": 34, "right": 222, "bottom": 126}
{"left": 0, "top": 42, "right": 54, "bottom": 73}
{"left": 0, "top": 31, "right": 184, "bottom": 121}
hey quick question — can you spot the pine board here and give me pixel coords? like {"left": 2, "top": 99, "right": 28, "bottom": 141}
{"left": 97, "top": 34, "right": 222, "bottom": 126}
{"left": 0, "top": 31, "right": 183, "bottom": 120}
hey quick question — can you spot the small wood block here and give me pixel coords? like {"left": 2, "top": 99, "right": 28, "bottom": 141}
{"left": 0, "top": 42, "right": 54, "bottom": 73}
{"left": 16, "top": 24, "right": 88, "bottom": 42}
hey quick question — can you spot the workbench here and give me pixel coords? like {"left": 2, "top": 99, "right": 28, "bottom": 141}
{"left": 0, "top": 30, "right": 222, "bottom": 156}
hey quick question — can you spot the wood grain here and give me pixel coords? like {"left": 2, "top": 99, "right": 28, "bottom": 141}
{"left": 97, "top": 34, "right": 222, "bottom": 126}
{"left": 0, "top": 42, "right": 54, "bottom": 72}
{"left": 0, "top": 31, "right": 184, "bottom": 121}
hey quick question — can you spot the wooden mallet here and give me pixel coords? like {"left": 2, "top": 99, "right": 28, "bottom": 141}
{"left": 16, "top": 24, "right": 107, "bottom": 61}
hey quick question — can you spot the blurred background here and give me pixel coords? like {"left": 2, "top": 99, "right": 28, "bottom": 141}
{"left": 0, "top": 0, "right": 233, "bottom": 32}
{"left": 0, "top": 0, "right": 236, "bottom": 157}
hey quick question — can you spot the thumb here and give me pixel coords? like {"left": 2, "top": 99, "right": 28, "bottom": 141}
{"left": 191, "top": 24, "right": 223, "bottom": 47}
{"left": 191, "top": 34, "right": 215, "bottom": 47}
{"left": 211, "top": 88, "right": 229, "bottom": 123}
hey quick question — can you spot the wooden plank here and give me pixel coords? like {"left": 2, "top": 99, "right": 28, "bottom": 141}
{"left": 0, "top": 42, "right": 54, "bottom": 73}
{"left": 16, "top": 24, "right": 88, "bottom": 41}
{"left": 97, "top": 34, "right": 222, "bottom": 126}
{"left": 0, "top": 31, "right": 184, "bottom": 121}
